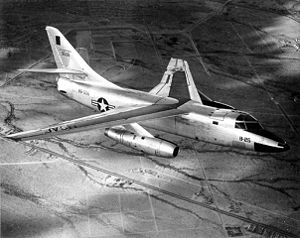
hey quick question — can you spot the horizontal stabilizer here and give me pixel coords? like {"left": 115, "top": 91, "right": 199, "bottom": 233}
{"left": 19, "top": 68, "right": 86, "bottom": 75}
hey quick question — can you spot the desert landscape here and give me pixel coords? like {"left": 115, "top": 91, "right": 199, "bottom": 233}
{"left": 0, "top": 0, "right": 299, "bottom": 237}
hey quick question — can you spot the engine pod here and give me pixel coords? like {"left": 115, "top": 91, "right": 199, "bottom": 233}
{"left": 105, "top": 128, "right": 179, "bottom": 158}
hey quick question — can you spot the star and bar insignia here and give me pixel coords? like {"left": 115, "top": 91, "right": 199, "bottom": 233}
{"left": 91, "top": 97, "right": 115, "bottom": 112}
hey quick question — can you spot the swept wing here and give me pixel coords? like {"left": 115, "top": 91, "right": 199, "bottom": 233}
{"left": 6, "top": 99, "right": 188, "bottom": 141}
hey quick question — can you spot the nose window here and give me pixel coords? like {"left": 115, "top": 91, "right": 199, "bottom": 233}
{"left": 246, "top": 122, "right": 263, "bottom": 131}
{"left": 235, "top": 113, "right": 263, "bottom": 131}
{"left": 235, "top": 122, "right": 246, "bottom": 129}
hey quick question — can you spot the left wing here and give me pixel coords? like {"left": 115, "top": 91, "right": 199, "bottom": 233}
{"left": 6, "top": 99, "right": 187, "bottom": 141}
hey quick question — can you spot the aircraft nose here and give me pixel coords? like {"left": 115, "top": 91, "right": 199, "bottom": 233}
{"left": 278, "top": 142, "right": 290, "bottom": 152}
{"left": 254, "top": 141, "right": 290, "bottom": 153}
{"left": 253, "top": 129, "right": 290, "bottom": 153}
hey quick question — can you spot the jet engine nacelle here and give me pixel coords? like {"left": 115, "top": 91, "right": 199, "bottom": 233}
{"left": 104, "top": 128, "right": 179, "bottom": 158}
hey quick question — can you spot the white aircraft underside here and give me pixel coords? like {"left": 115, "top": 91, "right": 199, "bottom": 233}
{"left": 6, "top": 26, "right": 290, "bottom": 157}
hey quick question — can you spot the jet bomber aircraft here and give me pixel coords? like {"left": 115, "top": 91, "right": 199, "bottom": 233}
{"left": 6, "top": 26, "right": 290, "bottom": 157}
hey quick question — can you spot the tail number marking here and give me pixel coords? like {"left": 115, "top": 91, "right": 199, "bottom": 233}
{"left": 239, "top": 136, "right": 251, "bottom": 143}
{"left": 59, "top": 49, "right": 70, "bottom": 57}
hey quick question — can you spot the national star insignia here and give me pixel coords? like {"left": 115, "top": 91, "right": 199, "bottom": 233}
{"left": 91, "top": 97, "right": 115, "bottom": 112}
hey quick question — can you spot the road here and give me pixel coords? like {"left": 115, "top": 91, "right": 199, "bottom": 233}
{"left": 0, "top": 136, "right": 296, "bottom": 238}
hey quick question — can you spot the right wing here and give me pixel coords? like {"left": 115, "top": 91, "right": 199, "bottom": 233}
{"left": 149, "top": 58, "right": 177, "bottom": 97}
{"left": 183, "top": 59, "right": 202, "bottom": 103}
{"left": 149, "top": 58, "right": 202, "bottom": 104}
{"left": 6, "top": 99, "right": 188, "bottom": 141}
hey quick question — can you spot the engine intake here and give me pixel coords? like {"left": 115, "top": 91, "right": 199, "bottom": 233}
{"left": 105, "top": 128, "right": 179, "bottom": 158}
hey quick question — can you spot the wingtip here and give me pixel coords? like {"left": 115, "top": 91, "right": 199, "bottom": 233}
{"left": 45, "top": 26, "right": 59, "bottom": 32}
{"left": 4, "top": 134, "right": 20, "bottom": 142}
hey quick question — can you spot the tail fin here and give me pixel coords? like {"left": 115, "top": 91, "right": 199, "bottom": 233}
{"left": 46, "top": 26, "right": 93, "bottom": 73}
{"left": 45, "top": 26, "right": 120, "bottom": 88}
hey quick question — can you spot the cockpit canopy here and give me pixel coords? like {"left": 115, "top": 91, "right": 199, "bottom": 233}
{"left": 235, "top": 113, "right": 263, "bottom": 132}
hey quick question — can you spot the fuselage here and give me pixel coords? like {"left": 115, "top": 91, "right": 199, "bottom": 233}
{"left": 57, "top": 76, "right": 289, "bottom": 153}
{"left": 142, "top": 112, "right": 288, "bottom": 152}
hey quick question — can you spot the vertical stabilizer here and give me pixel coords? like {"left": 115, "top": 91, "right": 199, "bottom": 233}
{"left": 45, "top": 26, "right": 120, "bottom": 87}
{"left": 46, "top": 26, "right": 93, "bottom": 73}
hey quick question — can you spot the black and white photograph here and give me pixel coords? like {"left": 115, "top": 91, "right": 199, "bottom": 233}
{"left": 0, "top": 0, "right": 299, "bottom": 237}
